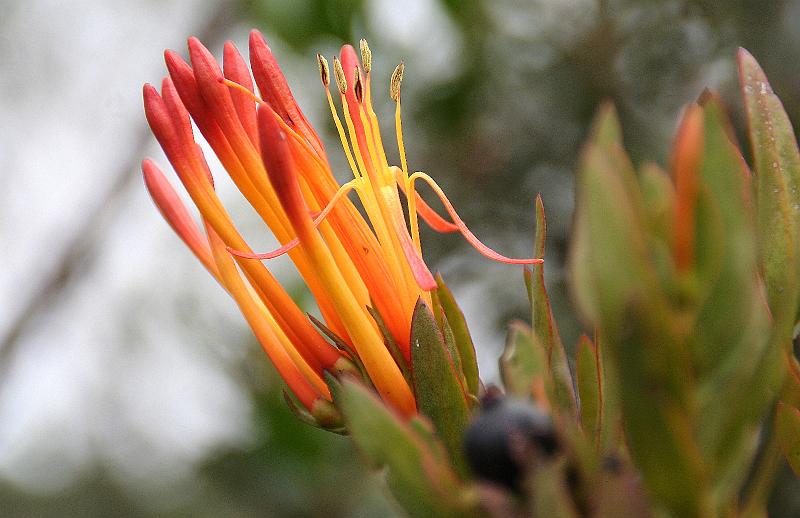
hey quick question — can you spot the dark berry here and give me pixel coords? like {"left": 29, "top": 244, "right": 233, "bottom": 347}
{"left": 464, "top": 396, "right": 558, "bottom": 491}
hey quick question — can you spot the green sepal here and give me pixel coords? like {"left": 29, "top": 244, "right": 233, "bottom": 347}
{"left": 330, "top": 376, "right": 481, "bottom": 518}
{"left": 307, "top": 313, "right": 371, "bottom": 383}
{"left": 776, "top": 401, "right": 800, "bottom": 477}
{"left": 435, "top": 273, "right": 481, "bottom": 397}
{"left": 282, "top": 390, "right": 346, "bottom": 434}
{"left": 499, "top": 320, "right": 546, "bottom": 400}
{"left": 410, "top": 299, "right": 471, "bottom": 478}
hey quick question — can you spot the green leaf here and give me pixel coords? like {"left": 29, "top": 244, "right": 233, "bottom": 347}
{"left": 776, "top": 402, "right": 800, "bottom": 477}
{"left": 411, "top": 299, "right": 471, "bottom": 477}
{"left": 615, "top": 302, "right": 705, "bottom": 517}
{"left": 530, "top": 195, "right": 577, "bottom": 418}
{"left": 588, "top": 103, "right": 647, "bottom": 226}
{"left": 569, "top": 107, "right": 656, "bottom": 338}
{"left": 591, "top": 101, "right": 623, "bottom": 153}
{"left": 639, "top": 161, "right": 674, "bottom": 244}
{"left": 331, "top": 377, "right": 480, "bottom": 517}
{"left": 638, "top": 163, "right": 677, "bottom": 301}
{"left": 435, "top": 274, "right": 480, "bottom": 397}
{"left": 499, "top": 320, "right": 546, "bottom": 400}
{"left": 688, "top": 98, "right": 777, "bottom": 502}
{"left": 576, "top": 334, "right": 601, "bottom": 440}
{"left": 440, "top": 311, "right": 470, "bottom": 400}
{"left": 738, "top": 48, "right": 800, "bottom": 342}
{"left": 693, "top": 97, "right": 760, "bottom": 371}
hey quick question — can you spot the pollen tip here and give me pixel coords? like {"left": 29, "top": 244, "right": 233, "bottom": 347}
{"left": 333, "top": 57, "right": 347, "bottom": 95}
{"left": 359, "top": 39, "right": 372, "bottom": 74}
{"left": 317, "top": 53, "right": 330, "bottom": 87}
{"left": 390, "top": 61, "right": 404, "bottom": 102}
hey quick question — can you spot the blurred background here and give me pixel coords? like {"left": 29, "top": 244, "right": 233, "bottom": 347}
{"left": 3, "top": 0, "right": 800, "bottom": 515}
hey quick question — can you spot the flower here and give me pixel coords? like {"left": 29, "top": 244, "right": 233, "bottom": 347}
{"left": 142, "top": 30, "right": 540, "bottom": 419}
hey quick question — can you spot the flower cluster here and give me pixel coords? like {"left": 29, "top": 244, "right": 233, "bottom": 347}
{"left": 142, "top": 30, "right": 538, "bottom": 420}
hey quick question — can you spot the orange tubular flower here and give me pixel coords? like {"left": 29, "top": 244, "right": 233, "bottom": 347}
{"left": 142, "top": 30, "right": 541, "bottom": 418}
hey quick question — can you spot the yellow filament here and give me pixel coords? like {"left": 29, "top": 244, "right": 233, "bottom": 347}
{"left": 364, "top": 72, "right": 373, "bottom": 113}
{"left": 325, "top": 88, "right": 361, "bottom": 180}
{"left": 223, "top": 78, "right": 266, "bottom": 105}
{"left": 332, "top": 95, "right": 399, "bottom": 287}
{"left": 395, "top": 98, "right": 421, "bottom": 254}
{"left": 361, "top": 92, "right": 392, "bottom": 181}
{"left": 360, "top": 88, "right": 426, "bottom": 300}
{"left": 340, "top": 99, "right": 411, "bottom": 296}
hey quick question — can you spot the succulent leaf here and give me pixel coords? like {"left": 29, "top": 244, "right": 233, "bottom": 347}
{"left": 575, "top": 334, "right": 601, "bottom": 440}
{"left": 411, "top": 299, "right": 472, "bottom": 478}
{"left": 530, "top": 195, "right": 577, "bottom": 418}
{"left": 500, "top": 321, "right": 547, "bottom": 403}
{"left": 331, "top": 376, "right": 480, "bottom": 517}
{"left": 435, "top": 274, "right": 481, "bottom": 397}
{"left": 738, "top": 48, "right": 800, "bottom": 342}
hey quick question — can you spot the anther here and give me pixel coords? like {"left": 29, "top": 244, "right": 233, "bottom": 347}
{"left": 353, "top": 67, "right": 363, "bottom": 103}
{"left": 390, "top": 61, "right": 404, "bottom": 102}
{"left": 359, "top": 39, "right": 372, "bottom": 74}
{"left": 333, "top": 57, "right": 347, "bottom": 95}
{"left": 317, "top": 54, "right": 330, "bottom": 87}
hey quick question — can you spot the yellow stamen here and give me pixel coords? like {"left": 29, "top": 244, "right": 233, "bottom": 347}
{"left": 357, "top": 104, "right": 421, "bottom": 300}
{"left": 340, "top": 97, "right": 413, "bottom": 297}
{"left": 359, "top": 39, "right": 372, "bottom": 74}
{"left": 324, "top": 87, "right": 361, "bottom": 180}
{"left": 316, "top": 53, "right": 330, "bottom": 87}
{"left": 390, "top": 61, "right": 404, "bottom": 103}
{"left": 333, "top": 57, "right": 347, "bottom": 95}
{"left": 395, "top": 97, "right": 421, "bottom": 253}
